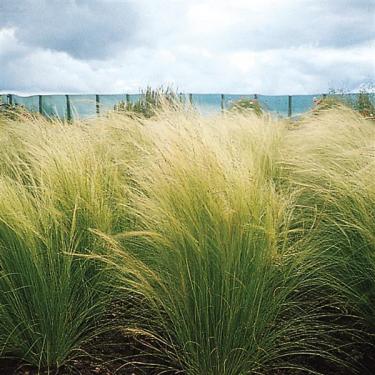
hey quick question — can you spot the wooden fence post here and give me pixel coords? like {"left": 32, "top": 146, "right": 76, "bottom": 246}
{"left": 66, "top": 95, "right": 71, "bottom": 121}
{"left": 221, "top": 94, "right": 225, "bottom": 112}
{"left": 38, "top": 95, "right": 43, "bottom": 115}
{"left": 189, "top": 93, "right": 193, "bottom": 105}
{"left": 95, "top": 94, "right": 100, "bottom": 115}
{"left": 288, "top": 95, "right": 292, "bottom": 117}
{"left": 7, "top": 94, "right": 13, "bottom": 106}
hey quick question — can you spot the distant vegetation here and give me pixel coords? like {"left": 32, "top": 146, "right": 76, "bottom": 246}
{"left": 228, "top": 97, "right": 263, "bottom": 116}
{"left": 352, "top": 89, "right": 375, "bottom": 118}
{"left": 314, "top": 88, "right": 375, "bottom": 119}
{"left": 0, "top": 100, "right": 33, "bottom": 121}
{"left": 114, "top": 86, "right": 181, "bottom": 118}
{"left": 2, "top": 87, "right": 374, "bottom": 121}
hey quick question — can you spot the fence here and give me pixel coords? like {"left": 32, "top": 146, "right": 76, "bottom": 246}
{"left": 0, "top": 92, "right": 372, "bottom": 120}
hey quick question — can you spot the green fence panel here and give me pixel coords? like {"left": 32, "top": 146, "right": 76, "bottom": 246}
{"left": 291, "top": 94, "right": 321, "bottom": 116}
{"left": 41, "top": 95, "right": 67, "bottom": 118}
{"left": 99, "top": 94, "right": 126, "bottom": 112}
{"left": 0, "top": 95, "right": 8, "bottom": 104}
{"left": 191, "top": 94, "right": 222, "bottom": 115}
{"left": 2, "top": 93, "right": 372, "bottom": 119}
{"left": 69, "top": 95, "right": 96, "bottom": 119}
{"left": 223, "top": 94, "right": 255, "bottom": 111}
{"left": 13, "top": 95, "right": 40, "bottom": 112}
{"left": 258, "top": 95, "right": 289, "bottom": 117}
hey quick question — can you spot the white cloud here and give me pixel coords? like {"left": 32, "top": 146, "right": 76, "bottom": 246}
{"left": 0, "top": 0, "right": 374, "bottom": 95}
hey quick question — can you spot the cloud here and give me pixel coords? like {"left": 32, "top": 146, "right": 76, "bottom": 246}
{"left": 139, "top": 0, "right": 375, "bottom": 50}
{"left": 0, "top": 0, "right": 138, "bottom": 59}
{"left": 0, "top": 0, "right": 374, "bottom": 95}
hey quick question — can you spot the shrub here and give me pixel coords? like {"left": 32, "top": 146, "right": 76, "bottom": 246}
{"left": 114, "top": 87, "right": 180, "bottom": 118}
{"left": 353, "top": 89, "right": 375, "bottom": 118}
{"left": 315, "top": 88, "right": 375, "bottom": 118}
{"left": 228, "top": 97, "right": 263, "bottom": 116}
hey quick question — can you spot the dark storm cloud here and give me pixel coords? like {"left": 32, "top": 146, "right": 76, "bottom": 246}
{"left": 0, "top": 0, "right": 138, "bottom": 59}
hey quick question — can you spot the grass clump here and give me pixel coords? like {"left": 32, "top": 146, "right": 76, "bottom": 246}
{"left": 0, "top": 103, "right": 373, "bottom": 374}
{"left": 114, "top": 87, "right": 181, "bottom": 118}
{"left": 283, "top": 108, "right": 375, "bottom": 331}
{"left": 315, "top": 89, "right": 375, "bottom": 119}
{"left": 101, "top": 113, "right": 362, "bottom": 374}
{"left": 0, "top": 118, "right": 136, "bottom": 371}
{"left": 228, "top": 97, "right": 263, "bottom": 116}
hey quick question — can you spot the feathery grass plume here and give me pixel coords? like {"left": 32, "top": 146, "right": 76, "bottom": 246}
{"left": 0, "top": 116, "right": 139, "bottom": 370}
{"left": 104, "top": 112, "right": 352, "bottom": 374}
{"left": 0, "top": 102, "right": 372, "bottom": 373}
{"left": 283, "top": 107, "right": 375, "bottom": 330}
{"left": 0, "top": 177, "right": 109, "bottom": 368}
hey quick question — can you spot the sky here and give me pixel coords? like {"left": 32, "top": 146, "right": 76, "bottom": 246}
{"left": 0, "top": 0, "right": 374, "bottom": 95}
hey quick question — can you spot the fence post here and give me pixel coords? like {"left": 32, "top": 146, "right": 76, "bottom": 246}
{"left": 288, "top": 95, "right": 292, "bottom": 117}
{"left": 95, "top": 94, "right": 100, "bottom": 115}
{"left": 66, "top": 94, "right": 71, "bottom": 122}
{"left": 7, "top": 94, "right": 13, "bottom": 106}
{"left": 38, "top": 95, "right": 43, "bottom": 115}
{"left": 221, "top": 94, "right": 225, "bottom": 112}
{"left": 126, "top": 94, "right": 130, "bottom": 104}
{"left": 189, "top": 93, "right": 193, "bottom": 105}
{"left": 254, "top": 94, "right": 258, "bottom": 100}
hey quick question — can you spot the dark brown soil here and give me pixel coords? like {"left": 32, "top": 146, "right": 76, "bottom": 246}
{"left": 1, "top": 307, "right": 374, "bottom": 375}
{"left": 2, "top": 338, "right": 374, "bottom": 375}
{"left": 0, "top": 330, "right": 174, "bottom": 375}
